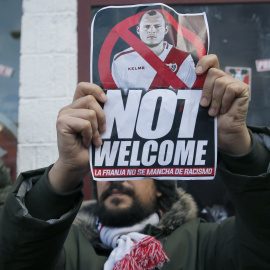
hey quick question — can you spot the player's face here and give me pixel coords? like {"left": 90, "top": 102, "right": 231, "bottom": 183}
{"left": 137, "top": 13, "right": 168, "bottom": 47}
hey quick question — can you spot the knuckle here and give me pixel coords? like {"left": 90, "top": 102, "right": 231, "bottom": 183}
{"left": 214, "top": 77, "right": 225, "bottom": 88}
{"left": 77, "top": 82, "right": 87, "bottom": 90}
{"left": 84, "top": 120, "right": 92, "bottom": 130}
{"left": 225, "top": 84, "right": 235, "bottom": 94}
{"left": 57, "top": 106, "right": 69, "bottom": 117}
{"left": 207, "top": 67, "right": 219, "bottom": 77}
{"left": 203, "top": 86, "right": 212, "bottom": 94}
{"left": 238, "top": 81, "right": 249, "bottom": 92}
{"left": 209, "top": 53, "right": 217, "bottom": 59}
{"left": 56, "top": 114, "right": 67, "bottom": 127}
{"left": 88, "top": 109, "right": 97, "bottom": 120}
{"left": 85, "top": 94, "right": 96, "bottom": 104}
{"left": 211, "top": 95, "right": 220, "bottom": 104}
{"left": 212, "top": 90, "right": 223, "bottom": 103}
{"left": 209, "top": 54, "right": 219, "bottom": 63}
{"left": 245, "top": 85, "right": 251, "bottom": 95}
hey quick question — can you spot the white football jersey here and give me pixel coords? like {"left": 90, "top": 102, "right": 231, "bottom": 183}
{"left": 111, "top": 42, "right": 196, "bottom": 93}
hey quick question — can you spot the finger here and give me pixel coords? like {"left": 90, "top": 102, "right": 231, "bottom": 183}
{"left": 79, "top": 114, "right": 102, "bottom": 147}
{"left": 60, "top": 108, "right": 102, "bottom": 146}
{"left": 200, "top": 68, "right": 224, "bottom": 107}
{"left": 208, "top": 75, "right": 235, "bottom": 117}
{"left": 67, "top": 95, "right": 106, "bottom": 133}
{"left": 220, "top": 81, "right": 250, "bottom": 115}
{"left": 57, "top": 113, "right": 92, "bottom": 146}
{"left": 73, "top": 82, "right": 107, "bottom": 104}
{"left": 58, "top": 112, "right": 101, "bottom": 148}
{"left": 218, "top": 82, "right": 236, "bottom": 115}
{"left": 74, "top": 109, "right": 102, "bottom": 147}
{"left": 195, "top": 54, "right": 220, "bottom": 75}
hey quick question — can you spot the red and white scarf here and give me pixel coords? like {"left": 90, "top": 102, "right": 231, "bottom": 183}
{"left": 98, "top": 213, "right": 169, "bottom": 270}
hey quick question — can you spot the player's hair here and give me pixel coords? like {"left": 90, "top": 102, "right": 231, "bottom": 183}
{"left": 138, "top": 10, "right": 169, "bottom": 27}
{"left": 92, "top": 179, "right": 179, "bottom": 213}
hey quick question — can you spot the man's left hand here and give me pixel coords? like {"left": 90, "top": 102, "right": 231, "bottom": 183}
{"left": 196, "top": 55, "right": 250, "bottom": 155}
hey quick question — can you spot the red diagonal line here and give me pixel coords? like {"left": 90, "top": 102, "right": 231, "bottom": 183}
{"left": 119, "top": 29, "right": 188, "bottom": 89}
{"left": 98, "top": 10, "right": 207, "bottom": 89}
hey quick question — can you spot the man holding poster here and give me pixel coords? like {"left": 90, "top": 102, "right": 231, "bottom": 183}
{"left": 111, "top": 10, "right": 197, "bottom": 92}
{"left": 1, "top": 54, "right": 270, "bottom": 270}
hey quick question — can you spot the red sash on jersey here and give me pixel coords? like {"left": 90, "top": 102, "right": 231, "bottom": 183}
{"left": 149, "top": 47, "right": 190, "bottom": 89}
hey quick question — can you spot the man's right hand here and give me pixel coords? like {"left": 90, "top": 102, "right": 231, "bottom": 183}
{"left": 48, "top": 83, "right": 107, "bottom": 192}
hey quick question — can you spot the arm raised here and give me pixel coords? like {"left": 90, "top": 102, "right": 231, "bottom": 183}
{"left": 49, "top": 83, "right": 107, "bottom": 192}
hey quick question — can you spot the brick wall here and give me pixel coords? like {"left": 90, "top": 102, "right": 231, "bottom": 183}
{"left": 17, "top": 0, "right": 78, "bottom": 174}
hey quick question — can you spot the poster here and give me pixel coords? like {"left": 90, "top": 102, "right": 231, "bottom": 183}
{"left": 0, "top": 64, "right": 14, "bottom": 78}
{"left": 255, "top": 59, "right": 270, "bottom": 72}
{"left": 225, "top": 66, "right": 252, "bottom": 100}
{"left": 89, "top": 3, "right": 217, "bottom": 181}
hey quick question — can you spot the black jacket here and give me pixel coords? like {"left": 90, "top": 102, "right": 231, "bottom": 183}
{"left": 0, "top": 127, "right": 270, "bottom": 270}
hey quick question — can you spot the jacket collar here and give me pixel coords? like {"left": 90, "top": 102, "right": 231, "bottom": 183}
{"left": 73, "top": 188, "right": 197, "bottom": 242}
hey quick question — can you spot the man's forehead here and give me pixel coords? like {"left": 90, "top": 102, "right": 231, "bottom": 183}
{"left": 140, "top": 13, "right": 165, "bottom": 25}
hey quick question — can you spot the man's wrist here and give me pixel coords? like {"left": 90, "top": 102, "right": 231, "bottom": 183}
{"left": 218, "top": 125, "right": 251, "bottom": 155}
{"left": 49, "top": 160, "right": 87, "bottom": 193}
{"left": 220, "top": 130, "right": 270, "bottom": 176}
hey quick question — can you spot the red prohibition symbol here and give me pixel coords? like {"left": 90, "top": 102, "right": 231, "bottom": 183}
{"left": 98, "top": 9, "right": 207, "bottom": 89}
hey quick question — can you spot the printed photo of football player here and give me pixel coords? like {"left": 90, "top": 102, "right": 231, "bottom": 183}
{"left": 111, "top": 10, "right": 196, "bottom": 93}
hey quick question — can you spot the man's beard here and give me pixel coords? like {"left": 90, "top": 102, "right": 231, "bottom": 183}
{"left": 96, "top": 182, "right": 158, "bottom": 227}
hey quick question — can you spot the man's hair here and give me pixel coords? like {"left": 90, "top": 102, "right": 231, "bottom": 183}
{"left": 154, "top": 180, "right": 179, "bottom": 212}
{"left": 138, "top": 10, "right": 168, "bottom": 27}
{"left": 92, "top": 179, "right": 179, "bottom": 213}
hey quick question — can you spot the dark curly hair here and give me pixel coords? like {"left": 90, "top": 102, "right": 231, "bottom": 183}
{"left": 154, "top": 180, "right": 179, "bottom": 212}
